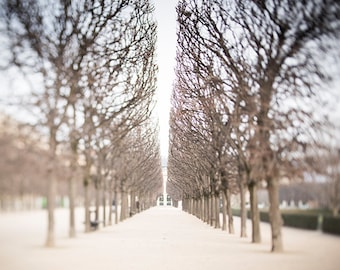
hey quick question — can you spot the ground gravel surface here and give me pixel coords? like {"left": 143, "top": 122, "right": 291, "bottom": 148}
{"left": 0, "top": 206, "right": 339, "bottom": 270}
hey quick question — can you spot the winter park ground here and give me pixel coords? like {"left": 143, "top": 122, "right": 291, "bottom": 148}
{"left": 0, "top": 206, "right": 339, "bottom": 270}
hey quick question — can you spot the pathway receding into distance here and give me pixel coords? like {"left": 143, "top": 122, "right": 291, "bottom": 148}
{"left": 0, "top": 207, "right": 339, "bottom": 270}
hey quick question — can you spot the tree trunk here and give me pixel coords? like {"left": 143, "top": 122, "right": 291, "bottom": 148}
{"left": 102, "top": 181, "right": 106, "bottom": 227}
{"left": 108, "top": 181, "right": 113, "bottom": 226}
{"left": 267, "top": 179, "right": 283, "bottom": 252}
{"left": 202, "top": 196, "right": 206, "bottom": 222}
{"left": 130, "top": 190, "right": 136, "bottom": 216}
{"left": 203, "top": 197, "right": 206, "bottom": 221}
{"left": 120, "top": 191, "right": 127, "bottom": 221}
{"left": 189, "top": 198, "right": 193, "bottom": 214}
{"left": 182, "top": 198, "right": 186, "bottom": 212}
{"left": 114, "top": 187, "right": 119, "bottom": 224}
{"left": 194, "top": 198, "right": 198, "bottom": 218}
{"left": 45, "top": 134, "right": 57, "bottom": 247}
{"left": 200, "top": 198, "right": 203, "bottom": 219}
{"left": 210, "top": 194, "right": 216, "bottom": 227}
{"left": 208, "top": 194, "right": 212, "bottom": 224}
{"left": 221, "top": 190, "right": 227, "bottom": 231}
{"left": 201, "top": 196, "right": 205, "bottom": 222}
{"left": 215, "top": 193, "right": 220, "bottom": 229}
{"left": 45, "top": 172, "right": 55, "bottom": 247}
{"left": 69, "top": 175, "right": 76, "bottom": 238}
{"left": 95, "top": 179, "right": 100, "bottom": 222}
{"left": 200, "top": 197, "right": 203, "bottom": 220}
{"left": 120, "top": 183, "right": 128, "bottom": 221}
{"left": 69, "top": 104, "right": 77, "bottom": 238}
{"left": 84, "top": 177, "right": 91, "bottom": 233}
{"left": 205, "top": 195, "right": 209, "bottom": 223}
{"left": 145, "top": 192, "right": 151, "bottom": 209}
{"left": 240, "top": 182, "right": 247, "bottom": 238}
{"left": 196, "top": 199, "right": 199, "bottom": 217}
{"left": 332, "top": 207, "right": 339, "bottom": 217}
{"left": 249, "top": 182, "right": 261, "bottom": 243}
{"left": 226, "top": 189, "right": 234, "bottom": 234}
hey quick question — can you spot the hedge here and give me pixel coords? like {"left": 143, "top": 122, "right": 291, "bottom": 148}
{"left": 322, "top": 216, "right": 340, "bottom": 236}
{"left": 232, "top": 209, "right": 320, "bottom": 230}
{"left": 281, "top": 213, "right": 319, "bottom": 230}
{"left": 232, "top": 208, "right": 340, "bottom": 235}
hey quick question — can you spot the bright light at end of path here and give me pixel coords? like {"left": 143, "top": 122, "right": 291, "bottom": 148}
{"left": 153, "top": 0, "right": 178, "bottom": 158}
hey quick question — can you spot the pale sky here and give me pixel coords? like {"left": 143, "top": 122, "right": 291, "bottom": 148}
{"left": 153, "top": 0, "right": 178, "bottom": 158}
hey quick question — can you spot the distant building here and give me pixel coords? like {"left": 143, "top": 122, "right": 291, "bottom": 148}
{"left": 156, "top": 162, "right": 173, "bottom": 207}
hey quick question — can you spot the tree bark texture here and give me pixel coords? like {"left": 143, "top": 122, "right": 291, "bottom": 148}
{"left": 102, "top": 183, "right": 106, "bottom": 227}
{"left": 95, "top": 178, "right": 100, "bottom": 222}
{"left": 221, "top": 191, "right": 227, "bottom": 231}
{"left": 120, "top": 184, "right": 129, "bottom": 221}
{"left": 114, "top": 188, "right": 119, "bottom": 225}
{"left": 68, "top": 175, "right": 76, "bottom": 238}
{"left": 130, "top": 190, "right": 136, "bottom": 216}
{"left": 249, "top": 183, "right": 261, "bottom": 243}
{"left": 108, "top": 184, "right": 113, "bottom": 226}
{"left": 239, "top": 182, "right": 247, "bottom": 238}
{"left": 210, "top": 194, "right": 216, "bottom": 227}
{"left": 84, "top": 178, "right": 91, "bottom": 233}
{"left": 226, "top": 189, "right": 234, "bottom": 234}
{"left": 215, "top": 193, "right": 220, "bottom": 229}
{"left": 267, "top": 179, "right": 283, "bottom": 252}
{"left": 45, "top": 133, "right": 57, "bottom": 247}
{"left": 45, "top": 173, "right": 55, "bottom": 247}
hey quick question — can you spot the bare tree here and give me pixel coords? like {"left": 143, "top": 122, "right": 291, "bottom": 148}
{"left": 172, "top": 0, "right": 340, "bottom": 252}
{"left": 234, "top": 0, "right": 339, "bottom": 252}
{"left": 1, "top": 0, "right": 158, "bottom": 245}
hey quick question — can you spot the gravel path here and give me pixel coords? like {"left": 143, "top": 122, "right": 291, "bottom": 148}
{"left": 0, "top": 206, "right": 339, "bottom": 270}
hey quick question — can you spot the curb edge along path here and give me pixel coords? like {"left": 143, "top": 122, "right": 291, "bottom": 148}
{"left": 0, "top": 207, "right": 339, "bottom": 270}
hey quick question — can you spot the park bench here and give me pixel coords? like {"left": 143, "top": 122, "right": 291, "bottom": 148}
{"left": 86, "top": 208, "right": 102, "bottom": 230}
{"left": 90, "top": 220, "right": 100, "bottom": 230}
{"left": 83, "top": 219, "right": 102, "bottom": 230}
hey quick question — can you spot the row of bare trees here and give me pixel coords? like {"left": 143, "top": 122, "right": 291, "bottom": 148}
{"left": 0, "top": 0, "right": 162, "bottom": 247}
{"left": 168, "top": 0, "right": 340, "bottom": 252}
{"left": 0, "top": 114, "right": 71, "bottom": 209}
